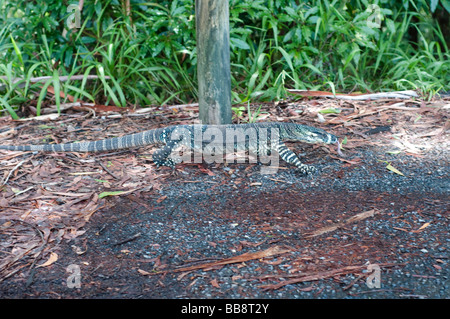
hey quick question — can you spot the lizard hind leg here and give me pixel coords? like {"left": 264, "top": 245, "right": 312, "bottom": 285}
{"left": 152, "top": 140, "right": 182, "bottom": 169}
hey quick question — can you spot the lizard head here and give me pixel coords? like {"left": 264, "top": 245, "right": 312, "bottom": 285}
{"left": 294, "top": 125, "right": 338, "bottom": 145}
{"left": 293, "top": 125, "right": 344, "bottom": 156}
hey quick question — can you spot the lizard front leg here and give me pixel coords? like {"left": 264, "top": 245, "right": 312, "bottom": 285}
{"left": 277, "top": 141, "right": 317, "bottom": 175}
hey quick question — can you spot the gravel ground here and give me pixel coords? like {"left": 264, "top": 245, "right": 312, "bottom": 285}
{"left": 1, "top": 143, "right": 447, "bottom": 299}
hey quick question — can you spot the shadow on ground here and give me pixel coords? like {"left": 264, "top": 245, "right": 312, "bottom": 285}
{"left": 1, "top": 144, "right": 448, "bottom": 298}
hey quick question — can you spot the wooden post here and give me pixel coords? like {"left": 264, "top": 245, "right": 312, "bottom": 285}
{"left": 195, "top": 0, "right": 232, "bottom": 125}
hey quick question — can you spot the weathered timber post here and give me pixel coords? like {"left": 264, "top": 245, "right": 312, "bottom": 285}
{"left": 195, "top": 0, "right": 232, "bottom": 125}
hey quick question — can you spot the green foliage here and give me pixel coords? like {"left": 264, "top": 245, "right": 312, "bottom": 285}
{"left": 232, "top": 105, "right": 246, "bottom": 121}
{"left": 0, "top": 0, "right": 448, "bottom": 118}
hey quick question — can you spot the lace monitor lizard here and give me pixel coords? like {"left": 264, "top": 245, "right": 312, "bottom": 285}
{"left": 0, "top": 122, "right": 339, "bottom": 174}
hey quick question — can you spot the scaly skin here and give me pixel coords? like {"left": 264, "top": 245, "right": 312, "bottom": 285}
{"left": 0, "top": 122, "right": 338, "bottom": 174}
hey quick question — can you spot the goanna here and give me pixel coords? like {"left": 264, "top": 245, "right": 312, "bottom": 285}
{"left": 0, "top": 122, "right": 339, "bottom": 174}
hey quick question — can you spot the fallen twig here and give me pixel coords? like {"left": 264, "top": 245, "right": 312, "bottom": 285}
{"left": 260, "top": 265, "right": 365, "bottom": 290}
{"left": 149, "top": 246, "right": 291, "bottom": 274}
{"left": 305, "top": 208, "right": 382, "bottom": 238}
{"left": 98, "top": 161, "right": 121, "bottom": 180}
{"left": 288, "top": 90, "right": 418, "bottom": 100}
{"left": 2, "top": 160, "right": 26, "bottom": 185}
{"left": 259, "top": 263, "right": 401, "bottom": 291}
{"left": 112, "top": 232, "right": 142, "bottom": 246}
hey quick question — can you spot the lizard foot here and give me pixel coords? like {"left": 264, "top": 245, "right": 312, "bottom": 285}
{"left": 154, "top": 158, "right": 177, "bottom": 169}
{"left": 295, "top": 164, "right": 317, "bottom": 175}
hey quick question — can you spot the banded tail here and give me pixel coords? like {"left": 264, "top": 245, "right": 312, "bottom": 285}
{"left": 0, "top": 129, "right": 162, "bottom": 152}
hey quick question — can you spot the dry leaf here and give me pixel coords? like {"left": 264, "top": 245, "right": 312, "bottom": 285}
{"left": 37, "top": 252, "right": 58, "bottom": 268}
{"left": 417, "top": 222, "right": 430, "bottom": 230}
{"left": 377, "top": 160, "right": 405, "bottom": 176}
{"left": 210, "top": 279, "right": 220, "bottom": 288}
{"left": 413, "top": 222, "right": 431, "bottom": 233}
{"left": 386, "top": 163, "right": 405, "bottom": 176}
{"left": 71, "top": 245, "right": 87, "bottom": 255}
{"left": 138, "top": 269, "right": 152, "bottom": 276}
{"left": 156, "top": 195, "right": 167, "bottom": 203}
{"left": 187, "top": 278, "right": 198, "bottom": 289}
{"left": 208, "top": 241, "right": 217, "bottom": 248}
{"left": 346, "top": 209, "right": 379, "bottom": 223}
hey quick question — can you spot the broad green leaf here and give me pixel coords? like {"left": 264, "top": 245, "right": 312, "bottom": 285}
{"left": 231, "top": 37, "right": 250, "bottom": 50}
{"left": 98, "top": 191, "right": 127, "bottom": 199}
{"left": 430, "top": 0, "right": 439, "bottom": 12}
{"left": 319, "top": 108, "right": 341, "bottom": 114}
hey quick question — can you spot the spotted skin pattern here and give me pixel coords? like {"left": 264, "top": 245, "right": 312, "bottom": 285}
{"left": 0, "top": 122, "right": 338, "bottom": 174}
